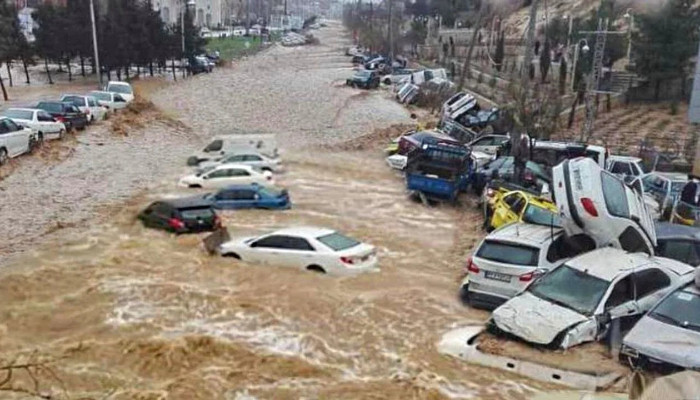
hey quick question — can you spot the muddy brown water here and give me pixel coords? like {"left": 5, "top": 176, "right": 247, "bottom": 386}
{"left": 0, "top": 23, "right": 592, "bottom": 399}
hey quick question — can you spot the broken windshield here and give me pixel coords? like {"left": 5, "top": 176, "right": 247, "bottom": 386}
{"left": 528, "top": 265, "right": 609, "bottom": 316}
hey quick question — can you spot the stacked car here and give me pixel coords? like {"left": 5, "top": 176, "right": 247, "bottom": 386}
{"left": 0, "top": 80, "right": 133, "bottom": 168}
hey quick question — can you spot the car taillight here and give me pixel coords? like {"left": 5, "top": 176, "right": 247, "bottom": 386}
{"left": 580, "top": 198, "right": 598, "bottom": 217}
{"left": 466, "top": 256, "right": 479, "bottom": 273}
{"left": 168, "top": 218, "right": 185, "bottom": 230}
{"left": 519, "top": 271, "right": 535, "bottom": 282}
{"left": 55, "top": 116, "right": 65, "bottom": 122}
{"left": 340, "top": 256, "right": 355, "bottom": 265}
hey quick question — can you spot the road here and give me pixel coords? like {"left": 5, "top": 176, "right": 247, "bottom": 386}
{"left": 0, "top": 23, "right": 556, "bottom": 399}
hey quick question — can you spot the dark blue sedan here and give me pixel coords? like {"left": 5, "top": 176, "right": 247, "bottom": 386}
{"left": 202, "top": 184, "right": 291, "bottom": 210}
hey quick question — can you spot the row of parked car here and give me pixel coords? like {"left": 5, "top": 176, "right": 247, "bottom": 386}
{"left": 137, "top": 134, "right": 380, "bottom": 277}
{"left": 0, "top": 81, "right": 134, "bottom": 166}
{"left": 379, "top": 88, "right": 700, "bottom": 375}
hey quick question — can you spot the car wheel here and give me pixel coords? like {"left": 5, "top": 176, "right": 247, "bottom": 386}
{"left": 222, "top": 253, "right": 241, "bottom": 260}
{"left": 306, "top": 265, "right": 326, "bottom": 274}
{"left": 37, "top": 132, "right": 44, "bottom": 146}
{"left": 0, "top": 148, "right": 8, "bottom": 166}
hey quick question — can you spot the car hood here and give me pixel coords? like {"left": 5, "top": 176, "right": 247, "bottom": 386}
{"left": 179, "top": 174, "right": 200, "bottom": 182}
{"left": 492, "top": 292, "right": 589, "bottom": 345}
{"left": 624, "top": 315, "right": 700, "bottom": 368}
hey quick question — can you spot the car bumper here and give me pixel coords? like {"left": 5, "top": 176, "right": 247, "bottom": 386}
{"left": 333, "top": 258, "right": 379, "bottom": 276}
{"left": 466, "top": 286, "right": 510, "bottom": 310}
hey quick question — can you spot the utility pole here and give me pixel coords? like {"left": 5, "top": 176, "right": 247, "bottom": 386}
{"left": 388, "top": 0, "right": 394, "bottom": 59}
{"left": 245, "top": 0, "right": 250, "bottom": 35}
{"left": 89, "top": 0, "right": 101, "bottom": 88}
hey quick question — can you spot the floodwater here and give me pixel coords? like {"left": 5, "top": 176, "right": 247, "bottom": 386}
{"left": 0, "top": 22, "right": 565, "bottom": 399}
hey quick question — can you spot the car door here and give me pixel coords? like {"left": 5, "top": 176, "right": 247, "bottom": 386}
{"left": 235, "top": 189, "right": 258, "bottom": 208}
{"left": 633, "top": 268, "right": 672, "bottom": 313}
{"left": 278, "top": 236, "right": 317, "bottom": 268}
{"left": 243, "top": 154, "right": 264, "bottom": 168}
{"left": 602, "top": 275, "right": 640, "bottom": 332}
{"left": 202, "top": 168, "right": 231, "bottom": 188}
{"left": 213, "top": 189, "right": 238, "bottom": 209}
{"left": 4, "top": 119, "right": 29, "bottom": 156}
{"left": 248, "top": 235, "right": 290, "bottom": 265}
{"left": 227, "top": 167, "right": 254, "bottom": 185}
{"left": 37, "top": 110, "right": 59, "bottom": 133}
{"left": 0, "top": 120, "right": 11, "bottom": 155}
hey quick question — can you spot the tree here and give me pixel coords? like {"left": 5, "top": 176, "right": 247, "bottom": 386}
{"left": 494, "top": 31, "right": 504, "bottom": 71}
{"left": 559, "top": 58, "right": 567, "bottom": 95}
{"left": 633, "top": 0, "right": 700, "bottom": 99}
{"left": 33, "top": 3, "right": 63, "bottom": 84}
{"left": 0, "top": 2, "right": 27, "bottom": 97}
{"left": 539, "top": 39, "right": 550, "bottom": 82}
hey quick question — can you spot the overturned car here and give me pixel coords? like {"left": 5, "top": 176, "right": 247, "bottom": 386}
{"left": 487, "top": 247, "right": 693, "bottom": 349}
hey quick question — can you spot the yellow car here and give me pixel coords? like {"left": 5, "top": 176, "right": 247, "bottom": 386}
{"left": 671, "top": 201, "right": 700, "bottom": 227}
{"left": 486, "top": 190, "right": 559, "bottom": 231}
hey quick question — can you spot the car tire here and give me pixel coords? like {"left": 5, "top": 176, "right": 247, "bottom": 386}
{"left": 0, "top": 148, "right": 8, "bottom": 166}
{"left": 306, "top": 265, "right": 326, "bottom": 274}
{"left": 186, "top": 156, "right": 200, "bottom": 166}
{"left": 459, "top": 284, "right": 470, "bottom": 304}
{"left": 222, "top": 253, "right": 241, "bottom": 260}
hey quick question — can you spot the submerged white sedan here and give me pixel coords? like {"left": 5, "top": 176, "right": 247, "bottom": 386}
{"left": 219, "top": 227, "right": 379, "bottom": 276}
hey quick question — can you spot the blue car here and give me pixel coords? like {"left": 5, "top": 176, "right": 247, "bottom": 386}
{"left": 203, "top": 184, "right": 291, "bottom": 210}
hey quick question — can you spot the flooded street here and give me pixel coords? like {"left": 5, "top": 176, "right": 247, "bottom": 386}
{"left": 0, "top": 23, "right": 560, "bottom": 399}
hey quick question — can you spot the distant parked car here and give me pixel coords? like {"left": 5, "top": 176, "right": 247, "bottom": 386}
{"left": 179, "top": 164, "right": 273, "bottom": 189}
{"left": 472, "top": 156, "right": 550, "bottom": 195}
{"left": 459, "top": 108, "right": 502, "bottom": 131}
{"left": 462, "top": 223, "right": 593, "bottom": 309}
{"left": 60, "top": 94, "right": 106, "bottom": 122}
{"left": 35, "top": 101, "right": 88, "bottom": 131}
{"left": 382, "top": 68, "right": 416, "bottom": 85}
{"left": 622, "top": 271, "right": 700, "bottom": 372}
{"left": 105, "top": 81, "right": 134, "bottom": 103}
{"left": 397, "top": 130, "right": 461, "bottom": 155}
{"left": 187, "top": 134, "right": 278, "bottom": 166}
{"left": 219, "top": 227, "right": 378, "bottom": 276}
{"left": 201, "top": 184, "right": 291, "bottom": 210}
{"left": 552, "top": 158, "right": 657, "bottom": 256}
{"left": 642, "top": 172, "right": 687, "bottom": 220}
{"left": 138, "top": 198, "right": 221, "bottom": 234}
{"left": 346, "top": 70, "right": 380, "bottom": 89}
{"left": 531, "top": 140, "right": 607, "bottom": 169}
{"left": 467, "top": 134, "right": 510, "bottom": 157}
{"left": 606, "top": 155, "right": 649, "bottom": 179}
{"left": 0, "top": 116, "right": 36, "bottom": 165}
{"left": 89, "top": 90, "right": 128, "bottom": 111}
{"left": 1, "top": 108, "right": 66, "bottom": 142}
{"left": 488, "top": 247, "right": 693, "bottom": 349}
{"left": 196, "top": 150, "right": 283, "bottom": 172}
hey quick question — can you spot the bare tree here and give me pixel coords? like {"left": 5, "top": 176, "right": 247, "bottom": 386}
{"left": 0, "top": 351, "right": 68, "bottom": 399}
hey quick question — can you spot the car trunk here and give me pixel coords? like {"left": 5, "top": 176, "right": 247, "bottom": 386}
{"left": 472, "top": 240, "right": 541, "bottom": 298}
{"left": 178, "top": 206, "right": 218, "bottom": 232}
{"left": 336, "top": 243, "right": 376, "bottom": 269}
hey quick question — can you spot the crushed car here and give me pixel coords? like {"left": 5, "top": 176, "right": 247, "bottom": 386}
{"left": 486, "top": 189, "right": 559, "bottom": 231}
{"left": 488, "top": 247, "right": 693, "bottom": 349}
{"left": 346, "top": 70, "right": 380, "bottom": 89}
{"left": 642, "top": 172, "right": 687, "bottom": 220}
{"left": 553, "top": 158, "right": 657, "bottom": 255}
{"left": 622, "top": 269, "right": 700, "bottom": 372}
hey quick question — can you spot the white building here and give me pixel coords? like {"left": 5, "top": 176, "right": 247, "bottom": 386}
{"left": 153, "top": 0, "right": 223, "bottom": 28}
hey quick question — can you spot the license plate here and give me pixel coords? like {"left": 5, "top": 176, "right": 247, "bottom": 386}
{"left": 484, "top": 271, "right": 511, "bottom": 282}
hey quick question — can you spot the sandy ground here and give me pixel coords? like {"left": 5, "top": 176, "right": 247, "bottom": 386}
{"left": 0, "top": 22, "right": 631, "bottom": 399}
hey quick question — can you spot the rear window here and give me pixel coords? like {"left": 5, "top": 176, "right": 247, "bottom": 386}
{"left": 316, "top": 232, "right": 360, "bottom": 251}
{"left": 601, "top": 172, "right": 630, "bottom": 218}
{"left": 476, "top": 240, "right": 539, "bottom": 266}
{"left": 179, "top": 206, "right": 214, "bottom": 219}
{"left": 3, "top": 109, "right": 33, "bottom": 120}
{"left": 38, "top": 102, "right": 61, "bottom": 112}
{"left": 62, "top": 96, "right": 83, "bottom": 106}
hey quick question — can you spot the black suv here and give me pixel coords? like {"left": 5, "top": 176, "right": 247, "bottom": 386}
{"left": 138, "top": 198, "right": 221, "bottom": 234}
{"left": 35, "top": 101, "right": 88, "bottom": 131}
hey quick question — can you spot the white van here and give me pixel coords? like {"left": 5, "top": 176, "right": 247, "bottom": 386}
{"left": 187, "top": 134, "right": 278, "bottom": 166}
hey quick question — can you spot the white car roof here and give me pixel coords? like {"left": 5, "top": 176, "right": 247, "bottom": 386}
{"left": 565, "top": 248, "right": 693, "bottom": 281}
{"left": 609, "top": 155, "right": 642, "bottom": 162}
{"left": 650, "top": 171, "right": 687, "bottom": 181}
{"left": 271, "top": 226, "right": 336, "bottom": 238}
{"left": 107, "top": 81, "right": 130, "bottom": 86}
{"left": 213, "top": 164, "right": 255, "bottom": 171}
{"left": 488, "top": 223, "right": 563, "bottom": 247}
{"left": 61, "top": 94, "right": 87, "bottom": 98}
{"left": 6, "top": 107, "right": 38, "bottom": 113}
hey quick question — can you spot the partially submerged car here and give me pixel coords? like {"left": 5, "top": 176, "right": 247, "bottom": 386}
{"left": 187, "top": 134, "right": 278, "bottom": 166}
{"left": 463, "top": 223, "right": 593, "bottom": 309}
{"left": 622, "top": 270, "right": 700, "bottom": 372}
{"left": 138, "top": 198, "right": 221, "bottom": 234}
{"left": 201, "top": 184, "right": 291, "bottom": 210}
{"left": 642, "top": 171, "right": 687, "bottom": 220}
{"left": 487, "top": 190, "right": 559, "bottom": 231}
{"left": 488, "top": 247, "right": 693, "bottom": 349}
{"left": 346, "top": 70, "right": 380, "bottom": 89}
{"left": 553, "top": 158, "right": 657, "bottom": 255}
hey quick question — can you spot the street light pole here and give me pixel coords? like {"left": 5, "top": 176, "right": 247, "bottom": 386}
{"left": 624, "top": 9, "right": 634, "bottom": 66}
{"left": 89, "top": 0, "right": 101, "bottom": 87}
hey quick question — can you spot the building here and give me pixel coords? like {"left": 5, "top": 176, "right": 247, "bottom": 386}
{"left": 153, "top": 0, "right": 223, "bottom": 28}
{"left": 13, "top": 0, "right": 66, "bottom": 8}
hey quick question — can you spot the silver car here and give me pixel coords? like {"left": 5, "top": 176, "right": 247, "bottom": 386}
{"left": 622, "top": 271, "right": 700, "bottom": 371}
{"left": 196, "top": 148, "right": 282, "bottom": 173}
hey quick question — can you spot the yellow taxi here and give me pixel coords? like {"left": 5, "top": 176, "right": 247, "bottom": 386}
{"left": 486, "top": 190, "right": 559, "bottom": 231}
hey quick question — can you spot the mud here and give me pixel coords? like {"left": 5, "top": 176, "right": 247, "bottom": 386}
{"left": 0, "top": 22, "right": 585, "bottom": 399}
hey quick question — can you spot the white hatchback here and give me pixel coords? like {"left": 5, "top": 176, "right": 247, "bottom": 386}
{"left": 219, "top": 227, "right": 378, "bottom": 276}
{"left": 553, "top": 157, "right": 657, "bottom": 255}
{"left": 2, "top": 108, "right": 66, "bottom": 141}
{"left": 179, "top": 164, "right": 273, "bottom": 189}
{"left": 0, "top": 117, "right": 35, "bottom": 165}
{"left": 60, "top": 94, "right": 107, "bottom": 122}
{"left": 105, "top": 81, "right": 134, "bottom": 103}
{"left": 197, "top": 150, "right": 283, "bottom": 172}
{"left": 89, "top": 90, "right": 129, "bottom": 111}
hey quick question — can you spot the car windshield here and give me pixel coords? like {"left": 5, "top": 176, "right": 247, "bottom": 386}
{"left": 3, "top": 109, "right": 32, "bottom": 120}
{"left": 649, "top": 286, "right": 700, "bottom": 332}
{"left": 317, "top": 232, "right": 360, "bottom": 251}
{"left": 528, "top": 265, "right": 609, "bottom": 316}
{"left": 196, "top": 166, "right": 216, "bottom": 176}
{"left": 179, "top": 206, "right": 214, "bottom": 219}
{"left": 522, "top": 204, "right": 561, "bottom": 227}
{"left": 109, "top": 84, "right": 132, "bottom": 94}
{"left": 91, "top": 92, "right": 111, "bottom": 101}
{"left": 476, "top": 240, "right": 539, "bottom": 266}
{"left": 259, "top": 187, "right": 285, "bottom": 197}
{"left": 62, "top": 96, "right": 83, "bottom": 106}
